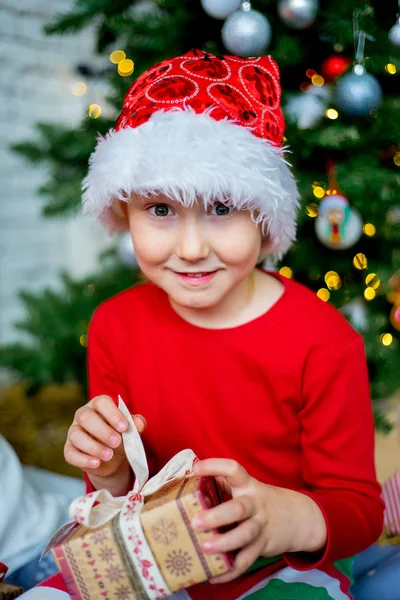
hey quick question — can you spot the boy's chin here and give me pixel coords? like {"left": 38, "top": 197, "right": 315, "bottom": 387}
{"left": 169, "top": 289, "right": 221, "bottom": 311}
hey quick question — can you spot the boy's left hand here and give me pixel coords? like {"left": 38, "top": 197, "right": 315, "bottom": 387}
{"left": 191, "top": 458, "right": 327, "bottom": 584}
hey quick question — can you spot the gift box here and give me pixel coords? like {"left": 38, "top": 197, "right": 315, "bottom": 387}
{"left": 44, "top": 397, "right": 232, "bottom": 599}
{"left": 0, "top": 563, "right": 23, "bottom": 600}
{"left": 377, "top": 468, "right": 400, "bottom": 546}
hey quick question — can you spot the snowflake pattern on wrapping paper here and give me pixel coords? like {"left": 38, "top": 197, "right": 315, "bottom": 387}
{"left": 115, "top": 49, "right": 285, "bottom": 145}
{"left": 165, "top": 549, "right": 193, "bottom": 577}
{"left": 114, "top": 585, "right": 131, "bottom": 600}
{"left": 105, "top": 564, "right": 125, "bottom": 583}
{"left": 98, "top": 545, "right": 117, "bottom": 564}
{"left": 151, "top": 518, "right": 178, "bottom": 546}
{"left": 91, "top": 530, "right": 109, "bottom": 545}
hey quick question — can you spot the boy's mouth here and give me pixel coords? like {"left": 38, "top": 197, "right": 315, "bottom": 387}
{"left": 173, "top": 270, "right": 219, "bottom": 285}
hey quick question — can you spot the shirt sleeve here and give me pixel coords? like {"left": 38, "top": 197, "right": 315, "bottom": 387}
{"left": 284, "top": 336, "right": 384, "bottom": 570}
{"left": 84, "top": 304, "right": 130, "bottom": 493}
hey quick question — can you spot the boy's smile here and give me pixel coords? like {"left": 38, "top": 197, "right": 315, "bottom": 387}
{"left": 126, "top": 193, "right": 273, "bottom": 328}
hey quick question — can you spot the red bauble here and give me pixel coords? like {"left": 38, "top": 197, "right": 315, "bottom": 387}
{"left": 320, "top": 55, "right": 351, "bottom": 82}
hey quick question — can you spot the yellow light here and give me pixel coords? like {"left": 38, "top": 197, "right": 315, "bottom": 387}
{"left": 325, "top": 271, "right": 341, "bottom": 290}
{"left": 283, "top": 136, "right": 288, "bottom": 142}
{"left": 313, "top": 186, "right": 325, "bottom": 199}
{"left": 87, "top": 104, "right": 101, "bottom": 118}
{"left": 394, "top": 153, "right": 400, "bottom": 167}
{"left": 380, "top": 333, "right": 393, "bottom": 346}
{"left": 71, "top": 81, "right": 87, "bottom": 96}
{"left": 365, "top": 273, "right": 380, "bottom": 289}
{"left": 363, "top": 223, "right": 376, "bottom": 236}
{"left": 306, "top": 203, "right": 318, "bottom": 217}
{"left": 353, "top": 253, "right": 368, "bottom": 270}
{"left": 317, "top": 288, "right": 330, "bottom": 302}
{"left": 79, "top": 334, "right": 88, "bottom": 347}
{"left": 110, "top": 50, "right": 126, "bottom": 64}
{"left": 312, "top": 74, "right": 325, "bottom": 87}
{"left": 325, "top": 108, "right": 339, "bottom": 120}
{"left": 364, "top": 287, "right": 376, "bottom": 301}
{"left": 385, "top": 63, "right": 397, "bottom": 75}
{"left": 279, "top": 266, "right": 293, "bottom": 279}
{"left": 118, "top": 59, "right": 134, "bottom": 77}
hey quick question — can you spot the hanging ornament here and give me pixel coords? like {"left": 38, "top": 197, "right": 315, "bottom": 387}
{"left": 388, "top": 1, "right": 400, "bottom": 47}
{"left": 320, "top": 55, "right": 351, "bottom": 83}
{"left": 284, "top": 83, "right": 332, "bottom": 129}
{"left": 222, "top": 1, "right": 272, "bottom": 57}
{"left": 315, "top": 160, "right": 363, "bottom": 250}
{"left": 388, "top": 271, "right": 400, "bottom": 331}
{"left": 201, "top": 0, "right": 242, "bottom": 20}
{"left": 277, "top": 0, "right": 319, "bottom": 30}
{"left": 117, "top": 232, "right": 139, "bottom": 268}
{"left": 335, "top": 10, "right": 382, "bottom": 117}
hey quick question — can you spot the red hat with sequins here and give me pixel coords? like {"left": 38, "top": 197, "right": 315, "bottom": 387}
{"left": 82, "top": 49, "right": 300, "bottom": 258}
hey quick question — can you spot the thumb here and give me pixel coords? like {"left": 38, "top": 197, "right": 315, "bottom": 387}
{"left": 132, "top": 414, "right": 147, "bottom": 434}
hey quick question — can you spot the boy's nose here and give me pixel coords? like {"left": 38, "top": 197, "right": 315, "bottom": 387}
{"left": 175, "top": 222, "right": 209, "bottom": 262}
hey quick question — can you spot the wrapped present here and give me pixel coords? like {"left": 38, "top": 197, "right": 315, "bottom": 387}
{"left": 44, "top": 396, "right": 233, "bottom": 599}
{"left": 0, "top": 563, "right": 23, "bottom": 600}
{"left": 377, "top": 468, "right": 400, "bottom": 546}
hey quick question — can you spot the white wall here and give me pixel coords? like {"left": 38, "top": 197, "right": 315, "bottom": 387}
{"left": 0, "top": 1, "right": 113, "bottom": 345}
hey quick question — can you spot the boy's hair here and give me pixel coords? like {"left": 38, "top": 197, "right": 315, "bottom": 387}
{"left": 82, "top": 49, "right": 300, "bottom": 260}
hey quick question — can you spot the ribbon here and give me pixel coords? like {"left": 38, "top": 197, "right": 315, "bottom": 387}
{"left": 47, "top": 396, "right": 198, "bottom": 599}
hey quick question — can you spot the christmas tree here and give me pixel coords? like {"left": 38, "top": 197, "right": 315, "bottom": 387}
{"left": 1, "top": 0, "right": 399, "bottom": 426}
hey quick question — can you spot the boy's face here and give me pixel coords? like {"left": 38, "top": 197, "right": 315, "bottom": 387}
{"left": 126, "top": 194, "right": 265, "bottom": 312}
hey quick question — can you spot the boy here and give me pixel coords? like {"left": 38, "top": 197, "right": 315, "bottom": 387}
{"left": 43, "top": 50, "right": 383, "bottom": 599}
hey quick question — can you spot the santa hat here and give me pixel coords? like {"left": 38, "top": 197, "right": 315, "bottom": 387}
{"left": 82, "top": 49, "right": 300, "bottom": 259}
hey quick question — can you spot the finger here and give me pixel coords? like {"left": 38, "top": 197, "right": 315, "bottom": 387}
{"left": 209, "top": 539, "right": 264, "bottom": 584}
{"left": 193, "top": 459, "right": 250, "bottom": 489}
{"left": 132, "top": 414, "right": 147, "bottom": 434}
{"left": 75, "top": 407, "right": 122, "bottom": 449}
{"left": 64, "top": 443, "right": 101, "bottom": 470}
{"left": 192, "top": 496, "right": 255, "bottom": 531}
{"left": 68, "top": 425, "right": 115, "bottom": 462}
{"left": 89, "top": 395, "right": 128, "bottom": 432}
{"left": 202, "top": 518, "right": 261, "bottom": 554}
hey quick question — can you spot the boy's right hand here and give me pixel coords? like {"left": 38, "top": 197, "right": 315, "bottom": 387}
{"left": 64, "top": 395, "right": 147, "bottom": 480}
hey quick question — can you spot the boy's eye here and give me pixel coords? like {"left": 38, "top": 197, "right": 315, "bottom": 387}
{"left": 149, "top": 204, "right": 172, "bottom": 217}
{"left": 210, "top": 203, "right": 232, "bottom": 216}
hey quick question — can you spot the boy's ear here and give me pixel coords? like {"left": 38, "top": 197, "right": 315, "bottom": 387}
{"left": 119, "top": 200, "right": 129, "bottom": 220}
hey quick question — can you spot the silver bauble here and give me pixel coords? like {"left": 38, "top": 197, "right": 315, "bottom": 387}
{"left": 201, "top": 0, "right": 241, "bottom": 20}
{"left": 335, "top": 70, "right": 382, "bottom": 117}
{"left": 222, "top": 7, "right": 272, "bottom": 56}
{"left": 117, "top": 232, "right": 139, "bottom": 268}
{"left": 277, "top": 0, "right": 318, "bottom": 29}
{"left": 388, "top": 20, "right": 400, "bottom": 47}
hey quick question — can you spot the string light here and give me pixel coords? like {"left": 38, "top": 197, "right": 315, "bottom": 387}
{"left": 110, "top": 50, "right": 126, "bottom": 64}
{"left": 79, "top": 334, "right": 88, "bottom": 347}
{"left": 313, "top": 186, "right": 325, "bottom": 199}
{"left": 311, "top": 74, "right": 325, "bottom": 87}
{"left": 317, "top": 288, "right": 330, "bottom": 302}
{"left": 87, "top": 104, "right": 101, "bottom": 118}
{"left": 71, "top": 82, "right": 87, "bottom": 96}
{"left": 364, "top": 288, "right": 376, "bottom": 301}
{"left": 385, "top": 63, "right": 397, "bottom": 74}
{"left": 306, "top": 203, "right": 318, "bottom": 217}
{"left": 353, "top": 253, "right": 368, "bottom": 270}
{"left": 279, "top": 266, "right": 293, "bottom": 279}
{"left": 394, "top": 153, "right": 400, "bottom": 167}
{"left": 306, "top": 69, "right": 316, "bottom": 78}
{"left": 380, "top": 333, "right": 393, "bottom": 346}
{"left": 363, "top": 223, "right": 376, "bottom": 236}
{"left": 365, "top": 273, "right": 380, "bottom": 289}
{"left": 325, "top": 108, "right": 339, "bottom": 119}
{"left": 118, "top": 59, "right": 134, "bottom": 77}
{"left": 325, "top": 271, "right": 341, "bottom": 290}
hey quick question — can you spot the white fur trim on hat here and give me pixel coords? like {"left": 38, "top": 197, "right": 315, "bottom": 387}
{"left": 82, "top": 109, "right": 300, "bottom": 259}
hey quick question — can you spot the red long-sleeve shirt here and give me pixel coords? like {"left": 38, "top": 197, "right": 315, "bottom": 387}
{"left": 86, "top": 271, "right": 384, "bottom": 599}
